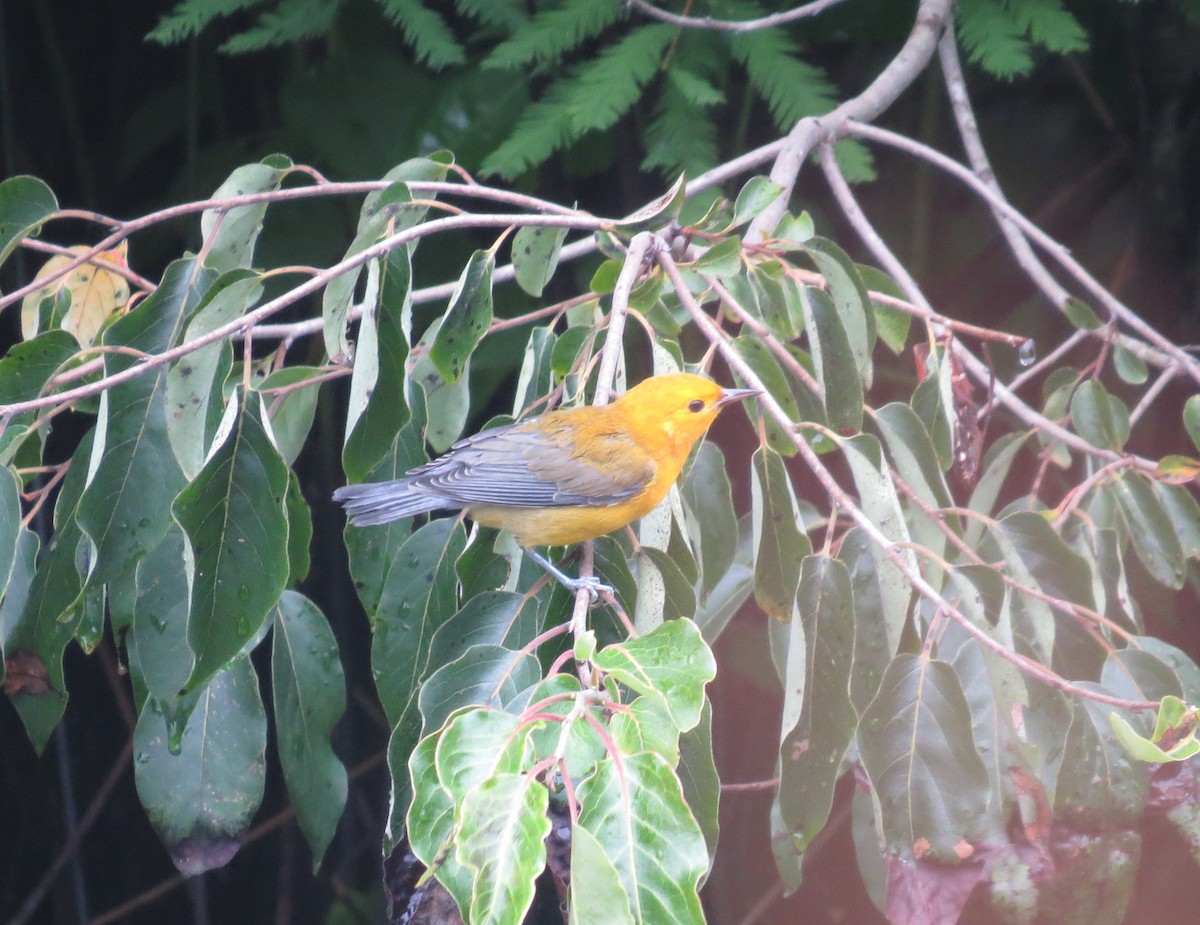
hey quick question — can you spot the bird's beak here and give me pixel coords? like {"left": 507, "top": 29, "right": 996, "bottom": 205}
{"left": 715, "top": 387, "right": 761, "bottom": 408}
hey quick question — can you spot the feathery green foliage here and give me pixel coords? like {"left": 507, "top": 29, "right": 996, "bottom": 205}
{"left": 378, "top": 0, "right": 466, "bottom": 68}
{"left": 957, "top": 0, "right": 1087, "bottom": 79}
{"left": 483, "top": 0, "right": 624, "bottom": 71}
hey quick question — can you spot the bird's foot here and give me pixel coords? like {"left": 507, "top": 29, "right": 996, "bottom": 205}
{"left": 524, "top": 548, "right": 613, "bottom": 603}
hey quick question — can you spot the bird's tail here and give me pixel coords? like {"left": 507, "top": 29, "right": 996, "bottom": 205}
{"left": 332, "top": 479, "right": 447, "bottom": 526}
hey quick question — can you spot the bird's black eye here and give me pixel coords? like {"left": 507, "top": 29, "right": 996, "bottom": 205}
{"left": 688, "top": 399, "right": 705, "bottom": 413}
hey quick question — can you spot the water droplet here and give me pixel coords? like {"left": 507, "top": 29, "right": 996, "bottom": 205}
{"left": 1018, "top": 338, "right": 1036, "bottom": 366}
{"left": 138, "top": 517, "right": 151, "bottom": 528}
{"left": 136, "top": 751, "right": 151, "bottom": 764}
{"left": 149, "top": 615, "right": 167, "bottom": 634}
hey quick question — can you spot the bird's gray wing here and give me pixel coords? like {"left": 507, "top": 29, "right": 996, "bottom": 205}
{"left": 407, "top": 419, "right": 654, "bottom": 508}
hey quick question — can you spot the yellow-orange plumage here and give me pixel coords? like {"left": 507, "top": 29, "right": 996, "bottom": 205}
{"left": 334, "top": 372, "right": 757, "bottom": 549}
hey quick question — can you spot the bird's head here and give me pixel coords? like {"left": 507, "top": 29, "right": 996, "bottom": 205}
{"left": 617, "top": 372, "right": 760, "bottom": 451}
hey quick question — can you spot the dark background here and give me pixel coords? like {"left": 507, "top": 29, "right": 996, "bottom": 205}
{"left": 2, "top": 1, "right": 1200, "bottom": 923}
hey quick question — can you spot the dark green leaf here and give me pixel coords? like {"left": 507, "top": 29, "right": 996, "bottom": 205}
{"left": 0, "top": 175, "right": 57, "bottom": 267}
{"left": 778, "top": 557, "right": 857, "bottom": 851}
{"left": 841, "top": 435, "right": 914, "bottom": 655}
{"left": 963, "top": 432, "right": 1029, "bottom": 548}
{"left": 692, "top": 235, "right": 742, "bottom": 275}
{"left": 134, "top": 657, "right": 267, "bottom": 875}
{"left": 1112, "top": 344, "right": 1148, "bottom": 385}
{"left": 430, "top": 250, "right": 495, "bottom": 383}
{"left": 513, "top": 224, "right": 569, "bottom": 296}
{"left": 127, "top": 526, "right": 193, "bottom": 707}
{"left": 801, "top": 285, "right": 863, "bottom": 434}
{"left": 0, "top": 467, "right": 20, "bottom": 596}
{"left": 284, "top": 472, "right": 312, "bottom": 585}
{"left": 678, "top": 700, "right": 720, "bottom": 868}
{"left": 411, "top": 321, "right": 470, "bottom": 452}
{"left": 343, "top": 246, "right": 412, "bottom": 482}
{"left": 637, "top": 546, "right": 696, "bottom": 624}
{"left": 1152, "top": 482, "right": 1200, "bottom": 561}
{"left": 0, "top": 331, "right": 80, "bottom": 464}
{"left": 173, "top": 395, "right": 290, "bottom": 687}
{"left": 857, "top": 264, "right": 910, "bottom": 355}
{"left": 272, "top": 591, "right": 348, "bottom": 868}
{"left": 1111, "top": 473, "right": 1186, "bottom": 588}
{"left": 732, "top": 336, "right": 802, "bottom": 456}
{"left": 1185, "top": 395, "right": 1200, "bottom": 455}
{"left": 427, "top": 590, "right": 544, "bottom": 670}
{"left": 858, "top": 654, "right": 991, "bottom": 859}
{"left": 750, "top": 447, "right": 810, "bottom": 619}
{"left": 1070, "top": 379, "right": 1129, "bottom": 451}
{"left": 838, "top": 528, "right": 893, "bottom": 714}
{"left": 802, "top": 238, "right": 874, "bottom": 387}
{"left": 77, "top": 259, "right": 214, "bottom": 585}
{"left": 613, "top": 172, "right": 687, "bottom": 232}
{"left": 679, "top": 442, "right": 737, "bottom": 596}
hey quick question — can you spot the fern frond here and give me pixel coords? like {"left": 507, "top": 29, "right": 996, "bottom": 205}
{"left": 454, "top": 0, "right": 526, "bottom": 31}
{"left": 148, "top": 0, "right": 265, "bottom": 44}
{"left": 956, "top": 0, "right": 1032, "bottom": 78}
{"left": 729, "top": 28, "right": 836, "bottom": 129}
{"left": 220, "top": 0, "right": 337, "bottom": 52}
{"left": 481, "top": 25, "right": 674, "bottom": 178}
{"left": 1008, "top": 0, "right": 1088, "bottom": 55}
{"left": 642, "top": 86, "right": 719, "bottom": 179}
{"left": 483, "top": 0, "right": 624, "bottom": 71}
{"left": 377, "top": 0, "right": 466, "bottom": 68}
{"left": 666, "top": 68, "right": 725, "bottom": 109}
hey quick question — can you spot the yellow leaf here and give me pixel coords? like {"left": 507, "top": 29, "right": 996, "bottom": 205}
{"left": 21, "top": 242, "right": 131, "bottom": 346}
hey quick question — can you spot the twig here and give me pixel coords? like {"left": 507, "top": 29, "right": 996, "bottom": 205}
{"left": 661, "top": 242, "right": 1156, "bottom": 713}
{"left": 746, "top": 0, "right": 955, "bottom": 241}
{"left": 846, "top": 120, "right": 1200, "bottom": 386}
{"left": 626, "top": 0, "right": 848, "bottom": 32}
{"left": 1129, "top": 363, "right": 1179, "bottom": 427}
{"left": 0, "top": 212, "right": 606, "bottom": 419}
{"left": 816, "top": 143, "right": 1157, "bottom": 475}
{"left": 18, "top": 238, "right": 157, "bottom": 292}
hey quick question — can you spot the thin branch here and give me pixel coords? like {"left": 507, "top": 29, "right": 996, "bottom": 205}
{"left": 19, "top": 238, "right": 157, "bottom": 292}
{"left": 595, "top": 232, "right": 655, "bottom": 405}
{"left": 746, "top": 0, "right": 955, "bottom": 241}
{"left": 626, "top": 0, "right": 849, "bottom": 32}
{"left": 847, "top": 120, "right": 1200, "bottom": 385}
{"left": 817, "top": 143, "right": 1157, "bottom": 475}
{"left": 661, "top": 243, "right": 1156, "bottom": 713}
{"left": 0, "top": 212, "right": 606, "bottom": 419}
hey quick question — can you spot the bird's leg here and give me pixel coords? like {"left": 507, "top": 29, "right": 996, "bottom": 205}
{"left": 523, "top": 547, "right": 613, "bottom": 602}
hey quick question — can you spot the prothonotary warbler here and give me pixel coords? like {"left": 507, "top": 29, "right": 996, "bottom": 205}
{"left": 333, "top": 372, "right": 758, "bottom": 595}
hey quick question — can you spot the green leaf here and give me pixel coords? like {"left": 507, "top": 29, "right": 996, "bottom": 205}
{"left": 1153, "top": 481, "right": 1200, "bottom": 561}
{"left": 592, "top": 619, "right": 716, "bottom": 733}
{"left": 838, "top": 528, "right": 894, "bottom": 714}
{"left": 0, "top": 175, "right": 57, "bottom": 267}
{"left": 778, "top": 556, "right": 857, "bottom": 851}
{"left": 173, "top": 394, "right": 291, "bottom": 687}
{"left": 483, "top": 0, "right": 622, "bottom": 70}
{"left": 1063, "top": 296, "right": 1102, "bottom": 330}
{"left": 750, "top": 447, "right": 811, "bottom": 620}
{"left": 1070, "top": 379, "right": 1129, "bottom": 451}
{"left": 272, "top": 591, "right": 348, "bottom": 868}
{"left": 373, "top": 516, "right": 466, "bottom": 727}
{"left": 963, "top": 432, "right": 1029, "bottom": 548}
{"left": 420, "top": 644, "right": 542, "bottom": 734}
{"left": 729, "top": 177, "right": 783, "bottom": 229}
{"left": 342, "top": 245, "right": 412, "bottom": 482}
{"left": 4, "top": 435, "right": 94, "bottom": 752}
{"left": 678, "top": 700, "right": 720, "bottom": 868}
{"left": 1110, "top": 473, "right": 1187, "bottom": 589}
{"left": 1112, "top": 343, "right": 1148, "bottom": 385}
{"left": 636, "top": 546, "right": 696, "bottom": 624}
{"left": 405, "top": 731, "right": 473, "bottom": 906}
{"left": 1054, "top": 684, "right": 1148, "bottom": 827}
{"left": 802, "top": 238, "right": 874, "bottom": 388}
{"left": 614, "top": 171, "right": 688, "bottom": 232}
{"left": 165, "top": 269, "right": 261, "bottom": 477}
{"left": 428, "top": 590, "right": 544, "bottom": 671}
{"left": 0, "top": 526, "right": 39, "bottom": 665}
{"left": 576, "top": 752, "right": 708, "bottom": 925}
{"left": 856, "top": 264, "right": 910, "bottom": 355}
{"left": 133, "top": 657, "right": 266, "bottom": 875}
{"left": 0, "top": 331, "right": 80, "bottom": 464}
{"left": 1185, "top": 395, "right": 1200, "bottom": 455}
{"left": 0, "top": 467, "right": 21, "bottom": 598}
{"left": 858, "top": 654, "right": 991, "bottom": 859}
{"left": 569, "top": 824, "right": 636, "bottom": 925}
{"left": 841, "top": 435, "right": 915, "bottom": 656}
{"left": 513, "top": 224, "right": 569, "bottom": 297}
{"left": 430, "top": 250, "right": 495, "bottom": 383}
{"left": 411, "top": 322, "right": 471, "bottom": 452}
{"left": 692, "top": 236, "right": 742, "bottom": 276}
{"left": 200, "top": 156, "right": 292, "bottom": 272}
{"left": 679, "top": 442, "right": 737, "bottom": 597}
{"left": 77, "top": 259, "right": 214, "bottom": 585}
{"left": 457, "top": 773, "right": 550, "bottom": 925}
{"left": 774, "top": 211, "right": 814, "bottom": 246}
{"left": 801, "top": 285, "right": 864, "bottom": 434}
{"left": 732, "top": 336, "right": 802, "bottom": 457}
{"left": 127, "top": 526, "right": 194, "bottom": 707}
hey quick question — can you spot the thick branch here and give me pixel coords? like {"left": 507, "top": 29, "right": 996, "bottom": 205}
{"left": 747, "top": 0, "right": 954, "bottom": 240}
